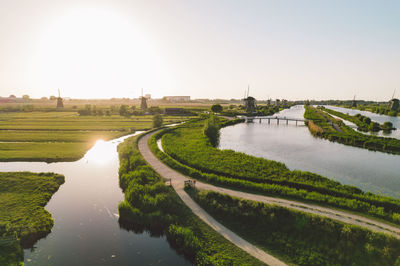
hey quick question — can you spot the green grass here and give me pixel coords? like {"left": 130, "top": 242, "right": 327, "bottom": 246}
{"left": 0, "top": 172, "right": 65, "bottom": 265}
{"left": 0, "top": 142, "right": 93, "bottom": 162}
{"left": 0, "top": 111, "right": 193, "bottom": 162}
{"left": 117, "top": 134, "right": 264, "bottom": 265}
{"left": 152, "top": 119, "right": 400, "bottom": 225}
{"left": 191, "top": 190, "right": 400, "bottom": 266}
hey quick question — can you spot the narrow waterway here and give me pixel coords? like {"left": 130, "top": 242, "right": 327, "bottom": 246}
{"left": 219, "top": 105, "right": 400, "bottom": 198}
{"left": 325, "top": 105, "right": 400, "bottom": 139}
{"left": 0, "top": 133, "right": 190, "bottom": 265}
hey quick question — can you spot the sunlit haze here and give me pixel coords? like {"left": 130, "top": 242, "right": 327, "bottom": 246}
{"left": 0, "top": 0, "right": 399, "bottom": 100}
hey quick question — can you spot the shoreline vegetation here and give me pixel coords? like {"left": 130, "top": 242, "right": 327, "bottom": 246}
{"left": 0, "top": 111, "right": 191, "bottom": 162}
{"left": 304, "top": 105, "right": 400, "bottom": 155}
{"left": 149, "top": 118, "right": 400, "bottom": 226}
{"left": 322, "top": 106, "right": 395, "bottom": 132}
{"left": 335, "top": 103, "right": 399, "bottom": 117}
{"left": 117, "top": 134, "right": 264, "bottom": 265}
{"left": 189, "top": 189, "right": 400, "bottom": 265}
{"left": 0, "top": 172, "right": 65, "bottom": 265}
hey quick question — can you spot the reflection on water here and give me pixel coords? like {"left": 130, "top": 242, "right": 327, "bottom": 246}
{"left": 219, "top": 106, "right": 400, "bottom": 198}
{"left": 0, "top": 132, "right": 190, "bottom": 266}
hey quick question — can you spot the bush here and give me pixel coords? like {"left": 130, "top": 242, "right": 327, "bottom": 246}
{"left": 152, "top": 114, "right": 163, "bottom": 128}
{"left": 211, "top": 104, "right": 223, "bottom": 113}
{"left": 203, "top": 116, "right": 220, "bottom": 147}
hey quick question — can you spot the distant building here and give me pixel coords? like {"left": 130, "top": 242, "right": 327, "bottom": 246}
{"left": 145, "top": 94, "right": 151, "bottom": 99}
{"left": 163, "top": 96, "right": 190, "bottom": 102}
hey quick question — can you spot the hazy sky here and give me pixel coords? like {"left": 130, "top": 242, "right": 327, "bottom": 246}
{"left": 0, "top": 0, "right": 399, "bottom": 100}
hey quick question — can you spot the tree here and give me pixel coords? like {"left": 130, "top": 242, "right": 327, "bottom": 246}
{"left": 211, "top": 104, "right": 223, "bottom": 113}
{"left": 153, "top": 114, "right": 163, "bottom": 128}
{"left": 119, "top": 105, "right": 129, "bottom": 116}
{"left": 203, "top": 115, "right": 220, "bottom": 147}
{"left": 382, "top": 121, "right": 393, "bottom": 131}
{"left": 369, "top": 122, "right": 380, "bottom": 132}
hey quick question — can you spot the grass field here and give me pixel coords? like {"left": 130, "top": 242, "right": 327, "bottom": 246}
{"left": 0, "top": 111, "right": 193, "bottom": 161}
{"left": 0, "top": 172, "right": 64, "bottom": 265}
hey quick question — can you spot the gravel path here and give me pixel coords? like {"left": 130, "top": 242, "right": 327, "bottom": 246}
{"left": 139, "top": 133, "right": 287, "bottom": 266}
{"left": 138, "top": 130, "right": 400, "bottom": 263}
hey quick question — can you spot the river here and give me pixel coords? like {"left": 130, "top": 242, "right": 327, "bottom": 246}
{"left": 219, "top": 105, "right": 400, "bottom": 198}
{"left": 0, "top": 133, "right": 190, "bottom": 265}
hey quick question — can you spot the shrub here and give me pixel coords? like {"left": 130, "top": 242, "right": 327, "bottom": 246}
{"left": 152, "top": 114, "right": 163, "bottom": 128}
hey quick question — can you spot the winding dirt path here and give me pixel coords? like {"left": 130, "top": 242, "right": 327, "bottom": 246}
{"left": 138, "top": 130, "right": 400, "bottom": 263}
{"left": 139, "top": 133, "right": 286, "bottom": 266}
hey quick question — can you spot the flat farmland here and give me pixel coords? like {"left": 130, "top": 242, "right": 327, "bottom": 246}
{"left": 0, "top": 111, "right": 192, "bottom": 161}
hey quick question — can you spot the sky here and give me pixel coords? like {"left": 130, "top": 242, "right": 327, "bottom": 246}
{"left": 0, "top": 0, "right": 399, "bottom": 101}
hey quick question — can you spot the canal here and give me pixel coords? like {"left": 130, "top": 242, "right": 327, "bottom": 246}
{"left": 0, "top": 133, "right": 190, "bottom": 265}
{"left": 219, "top": 105, "right": 400, "bottom": 198}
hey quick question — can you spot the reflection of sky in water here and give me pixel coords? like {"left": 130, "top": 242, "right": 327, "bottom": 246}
{"left": 83, "top": 139, "right": 116, "bottom": 164}
{"left": 0, "top": 132, "right": 190, "bottom": 266}
{"left": 220, "top": 106, "right": 400, "bottom": 198}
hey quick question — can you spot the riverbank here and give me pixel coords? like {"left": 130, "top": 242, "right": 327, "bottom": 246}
{"left": 118, "top": 133, "right": 266, "bottom": 265}
{"left": 143, "top": 126, "right": 400, "bottom": 264}
{"left": 154, "top": 118, "right": 400, "bottom": 226}
{"left": 0, "top": 172, "right": 64, "bottom": 265}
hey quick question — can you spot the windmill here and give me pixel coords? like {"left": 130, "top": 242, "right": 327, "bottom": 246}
{"left": 243, "top": 85, "right": 257, "bottom": 114}
{"left": 352, "top": 95, "right": 357, "bottom": 108}
{"left": 56, "top": 89, "right": 64, "bottom": 108}
{"left": 140, "top": 88, "right": 148, "bottom": 110}
{"left": 389, "top": 89, "right": 399, "bottom": 111}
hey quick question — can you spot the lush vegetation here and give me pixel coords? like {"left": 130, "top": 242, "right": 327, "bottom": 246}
{"left": 203, "top": 115, "right": 221, "bottom": 147}
{"left": 336, "top": 103, "right": 399, "bottom": 117}
{"left": 304, "top": 106, "right": 400, "bottom": 154}
{"left": 0, "top": 172, "right": 65, "bottom": 265}
{"left": 192, "top": 190, "right": 400, "bottom": 265}
{"left": 211, "top": 104, "right": 223, "bottom": 113}
{"left": 0, "top": 111, "right": 190, "bottom": 162}
{"left": 152, "top": 114, "right": 163, "bottom": 128}
{"left": 117, "top": 134, "right": 263, "bottom": 265}
{"left": 151, "top": 120, "right": 400, "bottom": 225}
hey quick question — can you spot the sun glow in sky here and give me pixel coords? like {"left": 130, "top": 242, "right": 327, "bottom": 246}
{"left": 0, "top": 0, "right": 399, "bottom": 100}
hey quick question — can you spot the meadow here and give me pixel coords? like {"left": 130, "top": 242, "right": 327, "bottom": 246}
{"left": 192, "top": 190, "right": 400, "bottom": 265}
{"left": 117, "top": 134, "right": 264, "bottom": 265}
{"left": 0, "top": 111, "right": 191, "bottom": 162}
{"left": 0, "top": 172, "right": 64, "bottom": 265}
{"left": 152, "top": 119, "right": 400, "bottom": 225}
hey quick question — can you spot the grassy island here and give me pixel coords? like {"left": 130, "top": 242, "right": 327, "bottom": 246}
{"left": 304, "top": 106, "right": 400, "bottom": 154}
{"left": 117, "top": 134, "right": 263, "bottom": 265}
{"left": 150, "top": 118, "right": 400, "bottom": 226}
{"left": 0, "top": 172, "right": 65, "bottom": 265}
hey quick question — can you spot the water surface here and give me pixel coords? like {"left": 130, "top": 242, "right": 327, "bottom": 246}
{"left": 0, "top": 133, "right": 190, "bottom": 266}
{"left": 219, "top": 106, "right": 400, "bottom": 198}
